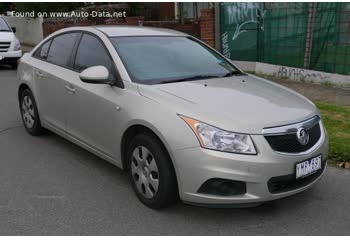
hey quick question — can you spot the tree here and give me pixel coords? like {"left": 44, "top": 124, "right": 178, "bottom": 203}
{"left": 0, "top": 3, "right": 14, "bottom": 14}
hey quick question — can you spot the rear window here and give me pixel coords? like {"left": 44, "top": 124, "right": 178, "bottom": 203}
{"left": 47, "top": 33, "right": 80, "bottom": 67}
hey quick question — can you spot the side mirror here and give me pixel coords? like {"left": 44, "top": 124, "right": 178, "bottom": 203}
{"left": 79, "top": 66, "right": 110, "bottom": 84}
{"left": 11, "top": 27, "right": 16, "bottom": 33}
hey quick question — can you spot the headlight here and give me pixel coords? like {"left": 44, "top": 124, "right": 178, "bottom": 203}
{"left": 14, "top": 39, "right": 21, "bottom": 51}
{"left": 179, "top": 115, "right": 257, "bottom": 155}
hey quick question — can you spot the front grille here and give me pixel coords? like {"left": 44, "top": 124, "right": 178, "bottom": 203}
{"left": 264, "top": 123, "right": 321, "bottom": 153}
{"left": 268, "top": 159, "right": 326, "bottom": 194}
{"left": 0, "top": 42, "right": 11, "bottom": 52}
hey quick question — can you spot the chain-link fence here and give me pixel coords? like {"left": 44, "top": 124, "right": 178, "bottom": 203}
{"left": 220, "top": 2, "right": 350, "bottom": 75}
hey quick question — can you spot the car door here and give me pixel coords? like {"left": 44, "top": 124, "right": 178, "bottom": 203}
{"left": 64, "top": 32, "right": 123, "bottom": 159}
{"left": 33, "top": 32, "right": 81, "bottom": 133}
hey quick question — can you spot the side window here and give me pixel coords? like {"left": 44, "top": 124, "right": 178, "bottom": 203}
{"left": 74, "top": 33, "right": 115, "bottom": 80}
{"left": 47, "top": 33, "right": 79, "bottom": 67}
{"left": 33, "top": 40, "right": 52, "bottom": 60}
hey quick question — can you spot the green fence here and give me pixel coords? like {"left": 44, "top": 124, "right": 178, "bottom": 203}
{"left": 220, "top": 2, "right": 350, "bottom": 75}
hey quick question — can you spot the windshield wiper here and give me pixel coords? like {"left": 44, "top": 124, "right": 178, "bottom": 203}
{"left": 159, "top": 75, "right": 222, "bottom": 84}
{"left": 0, "top": 29, "right": 11, "bottom": 32}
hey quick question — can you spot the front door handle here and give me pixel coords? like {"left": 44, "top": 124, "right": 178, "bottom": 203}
{"left": 65, "top": 85, "right": 76, "bottom": 94}
{"left": 36, "top": 71, "right": 44, "bottom": 78}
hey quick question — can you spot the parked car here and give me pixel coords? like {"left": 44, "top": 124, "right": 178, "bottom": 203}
{"left": 0, "top": 16, "right": 21, "bottom": 69}
{"left": 17, "top": 26, "right": 328, "bottom": 209}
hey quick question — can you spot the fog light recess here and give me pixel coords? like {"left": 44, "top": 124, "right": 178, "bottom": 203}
{"left": 197, "top": 178, "right": 247, "bottom": 196}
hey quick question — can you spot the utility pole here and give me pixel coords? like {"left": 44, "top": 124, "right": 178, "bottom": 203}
{"left": 179, "top": 2, "right": 184, "bottom": 24}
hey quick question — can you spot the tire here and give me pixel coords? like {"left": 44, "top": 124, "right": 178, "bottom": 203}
{"left": 19, "top": 88, "right": 45, "bottom": 136}
{"left": 126, "top": 133, "right": 178, "bottom": 209}
{"left": 11, "top": 63, "right": 18, "bottom": 70}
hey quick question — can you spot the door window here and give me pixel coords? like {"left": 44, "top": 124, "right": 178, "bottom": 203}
{"left": 74, "top": 33, "right": 115, "bottom": 80}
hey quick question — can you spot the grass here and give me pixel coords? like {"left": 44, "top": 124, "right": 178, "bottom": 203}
{"left": 315, "top": 101, "right": 350, "bottom": 163}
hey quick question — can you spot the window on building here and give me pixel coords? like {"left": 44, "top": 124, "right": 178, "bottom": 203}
{"left": 177, "top": 3, "right": 209, "bottom": 19}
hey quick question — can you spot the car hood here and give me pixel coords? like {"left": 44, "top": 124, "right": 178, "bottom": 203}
{"left": 0, "top": 32, "right": 16, "bottom": 42}
{"left": 138, "top": 74, "right": 319, "bottom": 134}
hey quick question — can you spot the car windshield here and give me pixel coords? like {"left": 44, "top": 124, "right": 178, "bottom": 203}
{"left": 0, "top": 18, "right": 11, "bottom": 32}
{"left": 110, "top": 36, "right": 241, "bottom": 84}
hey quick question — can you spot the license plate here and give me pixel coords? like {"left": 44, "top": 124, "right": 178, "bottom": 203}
{"left": 296, "top": 155, "right": 322, "bottom": 179}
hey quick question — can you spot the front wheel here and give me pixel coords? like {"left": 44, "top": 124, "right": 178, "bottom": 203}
{"left": 126, "top": 133, "right": 178, "bottom": 209}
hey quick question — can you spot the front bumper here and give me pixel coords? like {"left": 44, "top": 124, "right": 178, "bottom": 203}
{"left": 0, "top": 50, "right": 22, "bottom": 64}
{"left": 174, "top": 133, "right": 329, "bottom": 206}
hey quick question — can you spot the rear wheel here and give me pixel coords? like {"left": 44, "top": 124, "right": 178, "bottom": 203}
{"left": 126, "top": 133, "right": 178, "bottom": 209}
{"left": 20, "top": 89, "right": 45, "bottom": 136}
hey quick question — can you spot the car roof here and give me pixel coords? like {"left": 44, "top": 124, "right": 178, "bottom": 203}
{"left": 93, "top": 25, "right": 189, "bottom": 37}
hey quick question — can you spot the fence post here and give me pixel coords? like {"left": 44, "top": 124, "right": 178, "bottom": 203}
{"left": 257, "top": 3, "right": 265, "bottom": 62}
{"left": 304, "top": 3, "right": 317, "bottom": 69}
{"left": 214, "top": 3, "right": 221, "bottom": 51}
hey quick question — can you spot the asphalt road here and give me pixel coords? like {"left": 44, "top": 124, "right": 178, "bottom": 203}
{"left": 1, "top": 68, "right": 350, "bottom": 235}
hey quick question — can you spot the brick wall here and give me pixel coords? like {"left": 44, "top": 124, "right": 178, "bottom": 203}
{"left": 42, "top": 17, "right": 144, "bottom": 37}
{"left": 97, "top": 18, "right": 200, "bottom": 38}
{"left": 199, "top": 8, "right": 215, "bottom": 47}
{"left": 42, "top": 18, "right": 91, "bottom": 37}
{"left": 42, "top": 7, "right": 214, "bottom": 42}
{"left": 104, "top": 17, "right": 144, "bottom": 26}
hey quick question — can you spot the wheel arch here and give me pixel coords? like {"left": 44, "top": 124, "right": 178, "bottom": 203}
{"left": 18, "top": 83, "right": 31, "bottom": 102}
{"left": 120, "top": 123, "right": 181, "bottom": 200}
{"left": 18, "top": 83, "right": 42, "bottom": 121}
{"left": 120, "top": 124, "right": 175, "bottom": 172}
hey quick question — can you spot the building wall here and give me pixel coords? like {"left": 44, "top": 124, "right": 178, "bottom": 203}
{"left": 4, "top": 16, "right": 43, "bottom": 47}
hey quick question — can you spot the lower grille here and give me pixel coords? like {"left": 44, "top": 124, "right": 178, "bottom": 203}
{"left": 268, "top": 159, "right": 326, "bottom": 194}
{"left": 0, "top": 42, "right": 11, "bottom": 52}
{"left": 264, "top": 122, "right": 321, "bottom": 154}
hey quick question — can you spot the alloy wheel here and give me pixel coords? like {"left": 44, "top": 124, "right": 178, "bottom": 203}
{"left": 22, "top": 95, "right": 35, "bottom": 129}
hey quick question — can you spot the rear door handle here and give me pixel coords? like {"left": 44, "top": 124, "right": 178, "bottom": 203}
{"left": 65, "top": 85, "right": 76, "bottom": 93}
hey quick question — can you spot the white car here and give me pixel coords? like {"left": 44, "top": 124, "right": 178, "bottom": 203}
{"left": 0, "top": 16, "right": 22, "bottom": 69}
{"left": 17, "top": 26, "right": 328, "bottom": 209}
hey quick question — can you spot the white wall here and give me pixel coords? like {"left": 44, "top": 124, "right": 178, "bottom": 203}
{"left": 3, "top": 16, "right": 43, "bottom": 47}
{"left": 233, "top": 60, "right": 350, "bottom": 87}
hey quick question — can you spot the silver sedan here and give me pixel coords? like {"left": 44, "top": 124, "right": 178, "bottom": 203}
{"left": 17, "top": 26, "right": 329, "bottom": 208}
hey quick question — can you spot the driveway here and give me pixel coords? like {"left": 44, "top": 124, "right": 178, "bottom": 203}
{"left": 0, "top": 68, "right": 349, "bottom": 235}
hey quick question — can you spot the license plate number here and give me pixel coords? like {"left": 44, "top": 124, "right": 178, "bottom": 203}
{"left": 296, "top": 155, "right": 322, "bottom": 179}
